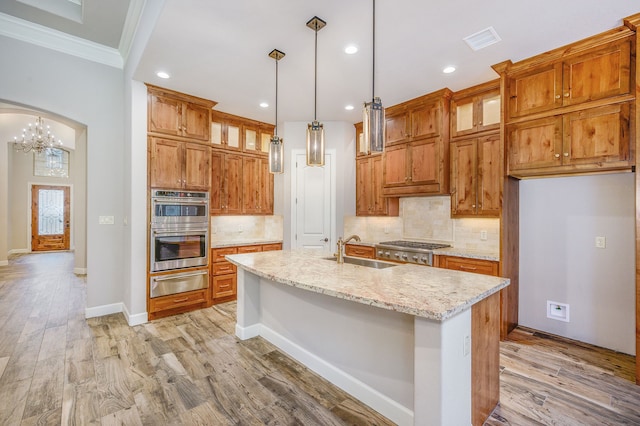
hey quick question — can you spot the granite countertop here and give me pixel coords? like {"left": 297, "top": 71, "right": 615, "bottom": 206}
{"left": 226, "top": 249, "right": 509, "bottom": 322}
{"left": 211, "top": 239, "right": 283, "bottom": 249}
{"left": 432, "top": 247, "right": 499, "bottom": 261}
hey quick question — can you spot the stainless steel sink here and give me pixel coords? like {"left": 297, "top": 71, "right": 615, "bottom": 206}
{"left": 323, "top": 256, "right": 397, "bottom": 269}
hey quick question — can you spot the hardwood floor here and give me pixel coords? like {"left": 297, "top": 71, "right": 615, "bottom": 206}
{"left": 0, "top": 252, "right": 638, "bottom": 425}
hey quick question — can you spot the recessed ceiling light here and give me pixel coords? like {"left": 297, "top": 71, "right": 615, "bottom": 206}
{"left": 260, "top": 102, "right": 269, "bottom": 108}
{"left": 345, "top": 45, "right": 358, "bottom": 54}
{"left": 156, "top": 71, "right": 170, "bottom": 79}
{"left": 442, "top": 66, "right": 456, "bottom": 74}
{"left": 345, "top": 105, "right": 355, "bottom": 111}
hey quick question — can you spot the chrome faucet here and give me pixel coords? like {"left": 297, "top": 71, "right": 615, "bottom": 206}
{"left": 335, "top": 235, "right": 361, "bottom": 264}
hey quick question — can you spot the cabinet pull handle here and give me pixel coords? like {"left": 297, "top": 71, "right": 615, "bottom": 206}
{"left": 173, "top": 297, "right": 189, "bottom": 303}
{"left": 564, "top": 93, "right": 570, "bottom": 98}
{"left": 563, "top": 152, "right": 569, "bottom": 157}
{"left": 460, "top": 265, "right": 477, "bottom": 271}
{"left": 555, "top": 95, "right": 561, "bottom": 99}
{"left": 554, "top": 154, "right": 560, "bottom": 158}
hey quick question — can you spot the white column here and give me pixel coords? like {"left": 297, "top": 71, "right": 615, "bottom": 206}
{"left": 235, "top": 268, "right": 261, "bottom": 339}
{"left": 414, "top": 310, "right": 472, "bottom": 426}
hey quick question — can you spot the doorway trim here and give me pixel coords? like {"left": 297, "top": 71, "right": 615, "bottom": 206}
{"left": 290, "top": 148, "right": 337, "bottom": 250}
{"left": 27, "top": 181, "right": 73, "bottom": 253}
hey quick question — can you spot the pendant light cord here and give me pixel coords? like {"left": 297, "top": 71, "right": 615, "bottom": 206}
{"left": 314, "top": 22, "right": 318, "bottom": 121}
{"left": 275, "top": 57, "right": 279, "bottom": 135}
{"left": 372, "top": 0, "right": 376, "bottom": 101}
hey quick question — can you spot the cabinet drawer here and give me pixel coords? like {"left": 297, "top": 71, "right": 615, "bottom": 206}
{"left": 345, "top": 244, "right": 375, "bottom": 259}
{"left": 262, "top": 243, "right": 282, "bottom": 251}
{"left": 212, "top": 247, "right": 237, "bottom": 262}
{"left": 149, "top": 289, "right": 207, "bottom": 312}
{"left": 213, "top": 262, "right": 236, "bottom": 275}
{"left": 238, "top": 245, "right": 262, "bottom": 254}
{"left": 213, "top": 274, "right": 237, "bottom": 299}
{"left": 437, "top": 256, "right": 499, "bottom": 276}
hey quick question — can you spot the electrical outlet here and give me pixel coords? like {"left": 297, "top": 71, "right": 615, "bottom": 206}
{"left": 595, "top": 236, "right": 606, "bottom": 249}
{"left": 238, "top": 225, "right": 243, "bottom": 233}
{"left": 547, "top": 300, "right": 570, "bottom": 322}
{"left": 98, "top": 215, "right": 114, "bottom": 225}
{"left": 463, "top": 335, "right": 470, "bottom": 356}
{"left": 480, "top": 230, "right": 488, "bottom": 241}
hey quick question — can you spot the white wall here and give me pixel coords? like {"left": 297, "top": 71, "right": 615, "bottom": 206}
{"left": 0, "top": 35, "right": 126, "bottom": 311}
{"left": 280, "top": 121, "right": 356, "bottom": 249}
{"left": 519, "top": 173, "right": 635, "bottom": 355}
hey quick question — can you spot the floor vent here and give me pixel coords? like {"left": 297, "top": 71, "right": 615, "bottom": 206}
{"left": 463, "top": 26, "right": 501, "bottom": 51}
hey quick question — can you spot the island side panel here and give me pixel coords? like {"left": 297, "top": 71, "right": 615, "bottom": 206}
{"left": 235, "top": 268, "right": 262, "bottom": 339}
{"left": 414, "top": 310, "right": 472, "bottom": 426}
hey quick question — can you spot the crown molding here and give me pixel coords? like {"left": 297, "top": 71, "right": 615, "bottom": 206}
{"left": 119, "top": 0, "right": 146, "bottom": 64}
{"left": 0, "top": 12, "right": 123, "bottom": 69}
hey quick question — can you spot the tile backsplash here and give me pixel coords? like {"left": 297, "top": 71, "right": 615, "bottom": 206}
{"left": 211, "top": 215, "right": 283, "bottom": 243}
{"left": 344, "top": 196, "right": 499, "bottom": 255}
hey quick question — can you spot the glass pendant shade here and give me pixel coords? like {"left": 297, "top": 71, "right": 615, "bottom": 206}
{"left": 306, "top": 121, "right": 325, "bottom": 166}
{"left": 268, "top": 135, "right": 284, "bottom": 174}
{"left": 363, "top": 97, "right": 385, "bottom": 153}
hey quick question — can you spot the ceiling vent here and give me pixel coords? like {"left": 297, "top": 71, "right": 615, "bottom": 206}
{"left": 463, "top": 26, "right": 501, "bottom": 51}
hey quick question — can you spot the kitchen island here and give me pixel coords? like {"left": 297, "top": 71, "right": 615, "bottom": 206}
{"left": 226, "top": 249, "right": 509, "bottom": 426}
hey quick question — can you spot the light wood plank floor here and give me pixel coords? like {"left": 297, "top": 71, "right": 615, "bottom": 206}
{"left": 0, "top": 252, "right": 638, "bottom": 425}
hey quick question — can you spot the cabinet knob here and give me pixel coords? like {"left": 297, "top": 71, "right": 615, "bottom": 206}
{"left": 473, "top": 122, "right": 476, "bottom": 126}
{"left": 472, "top": 204, "right": 476, "bottom": 208}
{"left": 554, "top": 154, "right": 560, "bottom": 158}
{"left": 555, "top": 95, "right": 561, "bottom": 99}
{"left": 478, "top": 121, "right": 482, "bottom": 125}
{"left": 564, "top": 93, "right": 570, "bottom": 98}
{"left": 563, "top": 152, "right": 569, "bottom": 157}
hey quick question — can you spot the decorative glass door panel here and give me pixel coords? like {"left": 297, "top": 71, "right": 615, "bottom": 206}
{"left": 31, "top": 185, "right": 70, "bottom": 251}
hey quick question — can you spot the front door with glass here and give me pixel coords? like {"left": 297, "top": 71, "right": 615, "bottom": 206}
{"left": 31, "top": 185, "right": 70, "bottom": 251}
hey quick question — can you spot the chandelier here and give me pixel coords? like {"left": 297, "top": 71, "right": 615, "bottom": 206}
{"left": 12, "top": 116, "right": 63, "bottom": 154}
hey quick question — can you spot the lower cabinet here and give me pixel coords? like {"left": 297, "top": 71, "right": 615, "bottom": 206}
{"left": 344, "top": 244, "right": 376, "bottom": 259}
{"left": 435, "top": 255, "right": 499, "bottom": 276}
{"left": 210, "top": 242, "right": 282, "bottom": 305}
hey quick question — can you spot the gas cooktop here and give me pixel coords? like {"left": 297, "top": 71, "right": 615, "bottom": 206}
{"left": 377, "top": 240, "right": 451, "bottom": 250}
{"left": 374, "top": 241, "right": 451, "bottom": 265}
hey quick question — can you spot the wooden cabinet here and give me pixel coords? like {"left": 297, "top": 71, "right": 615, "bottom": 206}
{"left": 149, "top": 288, "right": 208, "bottom": 320}
{"left": 210, "top": 243, "right": 282, "bottom": 305}
{"left": 507, "top": 40, "right": 631, "bottom": 119}
{"left": 450, "top": 134, "right": 501, "bottom": 217}
{"left": 242, "top": 156, "right": 274, "bottom": 214}
{"left": 507, "top": 103, "right": 630, "bottom": 176}
{"left": 149, "top": 137, "right": 210, "bottom": 191}
{"left": 436, "top": 255, "right": 499, "bottom": 276}
{"left": 451, "top": 83, "right": 500, "bottom": 138}
{"left": 344, "top": 244, "right": 375, "bottom": 259}
{"left": 211, "top": 112, "right": 242, "bottom": 151}
{"left": 243, "top": 123, "right": 273, "bottom": 156}
{"left": 210, "top": 151, "right": 243, "bottom": 214}
{"left": 147, "top": 85, "right": 213, "bottom": 142}
{"left": 382, "top": 89, "right": 451, "bottom": 197}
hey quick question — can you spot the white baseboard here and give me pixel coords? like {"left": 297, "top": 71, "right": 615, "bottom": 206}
{"left": 85, "top": 302, "right": 122, "bottom": 319}
{"left": 259, "top": 325, "right": 414, "bottom": 426}
{"left": 235, "top": 323, "right": 261, "bottom": 340}
{"left": 123, "top": 303, "right": 148, "bottom": 326}
{"left": 73, "top": 267, "right": 87, "bottom": 275}
{"left": 8, "top": 249, "right": 29, "bottom": 255}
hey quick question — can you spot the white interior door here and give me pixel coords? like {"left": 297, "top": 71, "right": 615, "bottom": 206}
{"left": 292, "top": 150, "right": 334, "bottom": 250}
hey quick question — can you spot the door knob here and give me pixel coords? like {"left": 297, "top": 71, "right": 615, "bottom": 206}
{"left": 321, "top": 238, "right": 328, "bottom": 242}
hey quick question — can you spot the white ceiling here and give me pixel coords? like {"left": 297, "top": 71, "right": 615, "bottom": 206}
{"left": 1, "top": 0, "right": 639, "bottom": 126}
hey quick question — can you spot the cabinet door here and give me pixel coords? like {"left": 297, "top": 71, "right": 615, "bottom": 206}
{"left": 182, "top": 103, "right": 210, "bottom": 141}
{"left": 477, "top": 91, "right": 501, "bottom": 133}
{"left": 562, "top": 103, "right": 630, "bottom": 166}
{"left": 210, "top": 151, "right": 224, "bottom": 213}
{"left": 451, "top": 97, "right": 476, "bottom": 138}
{"left": 477, "top": 134, "right": 501, "bottom": 217}
{"left": 370, "top": 155, "right": 387, "bottom": 215}
{"left": 226, "top": 122, "right": 241, "bottom": 150}
{"left": 410, "top": 101, "right": 440, "bottom": 139}
{"left": 242, "top": 156, "right": 260, "bottom": 214}
{"left": 150, "top": 138, "right": 183, "bottom": 189}
{"left": 383, "top": 144, "right": 408, "bottom": 186}
{"left": 148, "top": 93, "right": 182, "bottom": 137}
{"left": 450, "top": 139, "right": 477, "bottom": 216}
{"left": 507, "top": 116, "right": 562, "bottom": 172}
{"left": 213, "top": 274, "right": 236, "bottom": 299}
{"left": 385, "top": 109, "right": 409, "bottom": 145}
{"left": 562, "top": 40, "right": 631, "bottom": 106}
{"left": 259, "top": 158, "right": 273, "bottom": 214}
{"left": 183, "top": 143, "right": 210, "bottom": 191}
{"left": 225, "top": 154, "right": 243, "bottom": 214}
{"left": 508, "top": 63, "right": 563, "bottom": 118}
{"left": 211, "top": 120, "right": 224, "bottom": 147}
{"left": 356, "top": 157, "right": 370, "bottom": 215}
{"left": 243, "top": 124, "right": 259, "bottom": 153}
{"left": 409, "top": 138, "right": 438, "bottom": 185}
{"left": 259, "top": 125, "right": 274, "bottom": 155}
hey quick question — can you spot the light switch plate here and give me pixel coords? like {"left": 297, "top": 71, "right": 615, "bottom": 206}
{"left": 595, "top": 236, "right": 606, "bottom": 249}
{"left": 480, "top": 230, "right": 488, "bottom": 241}
{"left": 99, "top": 215, "right": 114, "bottom": 225}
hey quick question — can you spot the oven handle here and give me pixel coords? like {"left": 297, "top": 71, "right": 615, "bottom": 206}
{"left": 152, "top": 228, "right": 208, "bottom": 236}
{"left": 152, "top": 270, "right": 208, "bottom": 281}
{"left": 152, "top": 198, "right": 209, "bottom": 205}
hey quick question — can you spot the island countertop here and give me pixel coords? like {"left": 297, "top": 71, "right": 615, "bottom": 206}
{"left": 226, "top": 249, "right": 509, "bottom": 321}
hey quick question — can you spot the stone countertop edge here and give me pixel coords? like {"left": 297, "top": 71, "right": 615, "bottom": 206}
{"left": 432, "top": 248, "right": 500, "bottom": 262}
{"left": 211, "top": 239, "right": 283, "bottom": 248}
{"left": 226, "top": 250, "right": 509, "bottom": 322}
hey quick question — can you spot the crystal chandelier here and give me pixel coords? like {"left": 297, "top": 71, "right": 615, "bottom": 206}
{"left": 13, "top": 116, "right": 62, "bottom": 154}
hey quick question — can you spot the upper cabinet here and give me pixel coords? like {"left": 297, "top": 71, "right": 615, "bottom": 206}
{"left": 451, "top": 81, "right": 501, "bottom": 138}
{"left": 507, "top": 40, "right": 631, "bottom": 119}
{"left": 243, "top": 123, "right": 273, "bottom": 156}
{"left": 382, "top": 88, "right": 452, "bottom": 197}
{"left": 147, "top": 84, "right": 215, "bottom": 142}
{"left": 149, "top": 137, "right": 211, "bottom": 191}
{"left": 494, "top": 26, "right": 635, "bottom": 178}
{"left": 211, "top": 111, "right": 242, "bottom": 151}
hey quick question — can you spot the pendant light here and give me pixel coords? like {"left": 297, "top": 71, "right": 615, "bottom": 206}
{"left": 363, "top": 0, "right": 385, "bottom": 154}
{"left": 268, "top": 49, "right": 285, "bottom": 174}
{"left": 306, "top": 16, "right": 326, "bottom": 167}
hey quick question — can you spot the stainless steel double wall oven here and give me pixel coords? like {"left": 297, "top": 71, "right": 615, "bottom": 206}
{"left": 149, "top": 189, "right": 209, "bottom": 298}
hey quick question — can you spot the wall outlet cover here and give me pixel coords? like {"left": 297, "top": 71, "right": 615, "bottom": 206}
{"left": 546, "top": 300, "right": 570, "bottom": 322}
